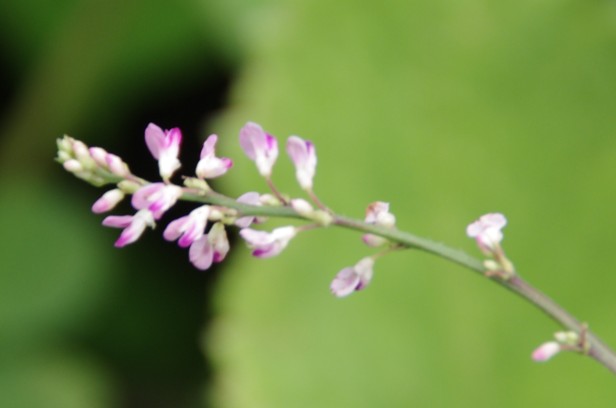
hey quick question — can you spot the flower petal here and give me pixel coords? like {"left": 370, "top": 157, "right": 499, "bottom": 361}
{"left": 189, "top": 235, "right": 214, "bottom": 270}
{"left": 330, "top": 267, "right": 361, "bottom": 297}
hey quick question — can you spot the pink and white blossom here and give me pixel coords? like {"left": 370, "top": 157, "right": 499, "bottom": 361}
{"left": 92, "top": 189, "right": 125, "bottom": 213}
{"left": 145, "top": 123, "right": 182, "bottom": 180}
{"left": 330, "top": 257, "right": 375, "bottom": 298}
{"left": 286, "top": 136, "right": 317, "bottom": 190}
{"left": 362, "top": 202, "right": 396, "bottom": 247}
{"left": 187, "top": 222, "right": 230, "bottom": 270}
{"left": 102, "top": 209, "right": 155, "bottom": 247}
{"left": 163, "top": 205, "right": 210, "bottom": 248}
{"left": 239, "top": 226, "right": 297, "bottom": 258}
{"left": 196, "top": 134, "right": 233, "bottom": 179}
{"left": 132, "top": 183, "right": 183, "bottom": 220}
{"left": 532, "top": 341, "right": 561, "bottom": 362}
{"left": 466, "top": 213, "right": 507, "bottom": 254}
{"left": 239, "top": 122, "right": 278, "bottom": 177}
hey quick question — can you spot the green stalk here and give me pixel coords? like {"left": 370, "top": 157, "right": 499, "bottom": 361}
{"left": 182, "top": 188, "right": 616, "bottom": 375}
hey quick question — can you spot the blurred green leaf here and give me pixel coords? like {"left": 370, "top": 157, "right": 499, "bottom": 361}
{"left": 0, "top": 177, "right": 117, "bottom": 344}
{"left": 0, "top": 350, "right": 115, "bottom": 408}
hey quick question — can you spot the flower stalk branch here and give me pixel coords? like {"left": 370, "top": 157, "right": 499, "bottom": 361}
{"left": 181, "top": 189, "right": 616, "bottom": 374}
{"left": 56, "top": 121, "right": 616, "bottom": 376}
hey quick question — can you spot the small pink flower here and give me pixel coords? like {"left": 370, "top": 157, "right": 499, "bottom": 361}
{"left": 239, "top": 226, "right": 297, "bottom": 258}
{"left": 532, "top": 341, "right": 561, "bottom": 362}
{"left": 286, "top": 136, "right": 317, "bottom": 190}
{"left": 163, "top": 205, "right": 210, "bottom": 248}
{"left": 239, "top": 122, "right": 278, "bottom": 177}
{"left": 330, "top": 257, "right": 375, "bottom": 298}
{"left": 132, "top": 183, "right": 182, "bottom": 220}
{"left": 362, "top": 202, "right": 396, "bottom": 247}
{"left": 102, "top": 209, "right": 155, "bottom": 247}
{"left": 145, "top": 123, "right": 182, "bottom": 180}
{"left": 187, "top": 222, "right": 230, "bottom": 270}
{"left": 92, "top": 189, "right": 125, "bottom": 213}
{"left": 466, "top": 213, "right": 507, "bottom": 254}
{"left": 196, "top": 134, "right": 233, "bottom": 179}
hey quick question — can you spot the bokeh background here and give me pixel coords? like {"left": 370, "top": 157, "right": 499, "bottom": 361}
{"left": 1, "top": 0, "right": 615, "bottom": 407}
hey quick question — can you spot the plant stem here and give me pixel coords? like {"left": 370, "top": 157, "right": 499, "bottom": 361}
{"left": 183, "top": 189, "right": 616, "bottom": 374}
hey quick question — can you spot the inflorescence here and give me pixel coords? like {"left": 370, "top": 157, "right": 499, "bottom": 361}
{"left": 56, "top": 121, "right": 577, "bottom": 363}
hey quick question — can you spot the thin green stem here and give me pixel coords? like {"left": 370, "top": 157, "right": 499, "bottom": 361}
{"left": 182, "top": 188, "right": 616, "bottom": 374}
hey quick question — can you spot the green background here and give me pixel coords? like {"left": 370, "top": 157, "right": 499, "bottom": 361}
{"left": 0, "top": 0, "right": 615, "bottom": 407}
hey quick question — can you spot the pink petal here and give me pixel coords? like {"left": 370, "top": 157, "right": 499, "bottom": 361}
{"left": 102, "top": 215, "right": 133, "bottom": 228}
{"left": 145, "top": 123, "right": 165, "bottom": 159}
{"left": 189, "top": 235, "right": 214, "bottom": 270}
{"left": 286, "top": 136, "right": 316, "bottom": 189}
{"left": 239, "top": 122, "right": 264, "bottom": 160}
{"left": 330, "top": 267, "right": 361, "bottom": 298}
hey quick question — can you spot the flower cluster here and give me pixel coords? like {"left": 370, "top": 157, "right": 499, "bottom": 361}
{"left": 58, "top": 121, "right": 598, "bottom": 371}
{"left": 58, "top": 121, "right": 394, "bottom": 294}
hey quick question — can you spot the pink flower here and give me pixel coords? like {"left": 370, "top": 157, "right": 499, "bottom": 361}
{"left": 532, "top": 341, "right": 561, "bottom": 362}
{"left": 102, "top": 209, "right": 155, "bottom": 247}
{"left": 187, "top": 222, "right": 230, "bottom": 270}
{"left": 466, "top": 213, "right": 507, "bottom": 254}
{"left": 362, "top": 202, "right": 396, "bottom": 247}
{"left": 195, "top": 134, "right": 233, "bottom": 178}
{"left": 239, "top": 122, "right": 278, "bottom": 177}
{"left": 163, "top": 205, "right": 210, "bottom": 248}
{"left": 286, "top": 136, "right": 316, "bottom": 190}
{"left": 92, "top": 189, "right": 125, "bottom": 213}
{"left": 132, "top": 183, "right": 183, "bottom": 220}
{"left": 145, "top": 123, "right": 182, "bottom": 180}
{"left": 330, "top": 257, "right": 375, "bottom": 297}
{"left": 239, "top": 226, "right": 297, "bottom": 258}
